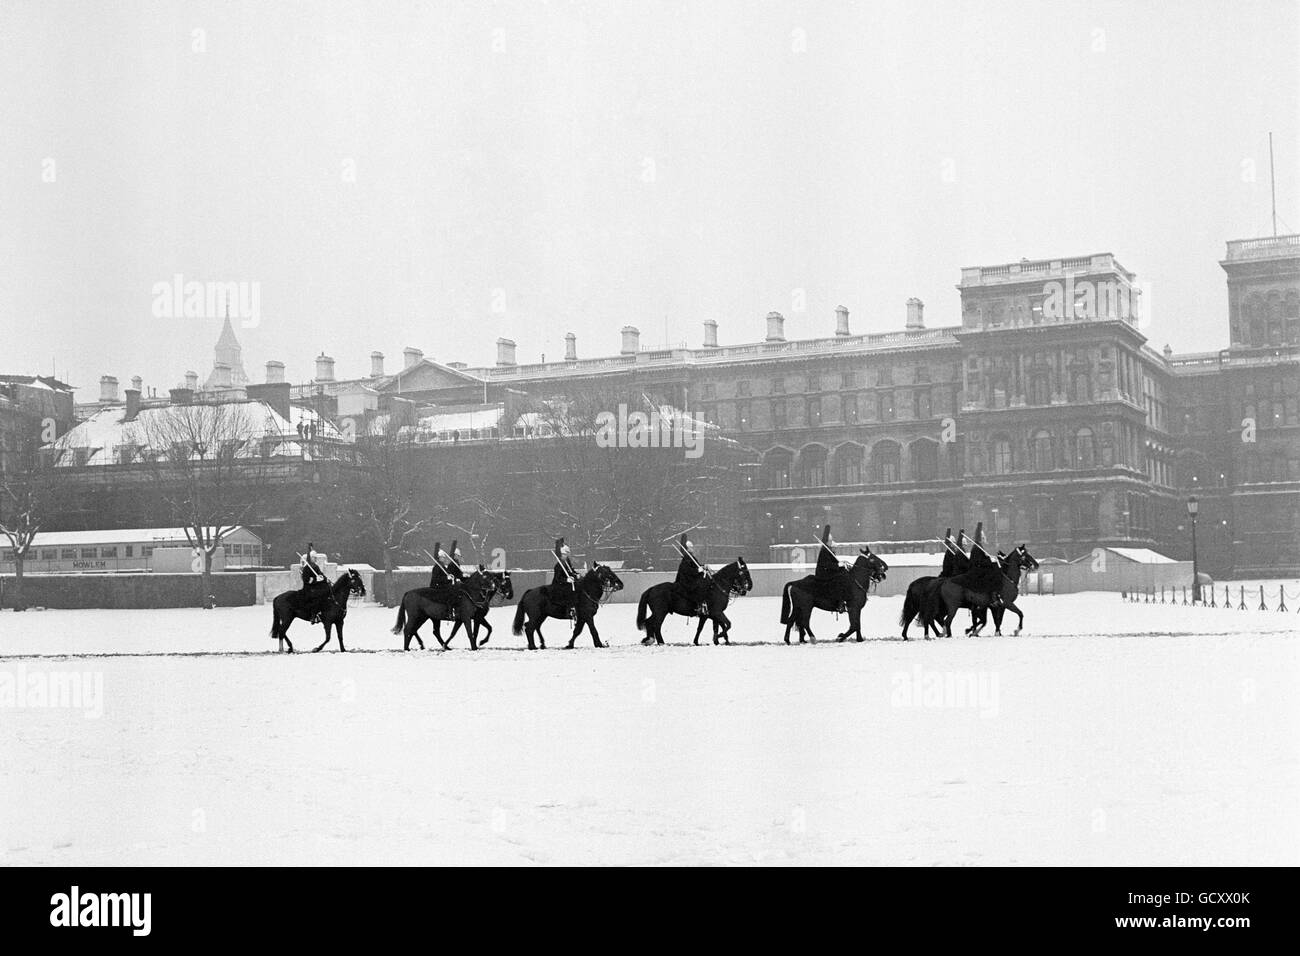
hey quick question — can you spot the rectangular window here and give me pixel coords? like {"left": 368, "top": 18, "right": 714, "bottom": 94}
{"left": 878, "top": 392, "right": 895, "bottom": 422}
{"left": 81, "top": 548, "right": 96, "bottom": 559}
{"left": 100, "top": 546, "right": 118, "bottom": 558}
{"left": 877, "top": 367, "right": 893, "bottom": 386}
{"left": 42, "top": 549, "right": 57, "bottom": 561}
{"left": 142, "top": 546, "right": 154, "bottom": 557}
{"left": 125, "top": 545, "right": 134, "bottom": 557}
{"left": 772, "top": 401, "right": 787, "bottom": 428}
{"left": 914, "top": 389, "right": 932, "bottom": 419}
{"left": 841, "top": 371, "right": 855, "bottom": 388}
{"left": 61, "top": 549, "right": 76, "bottom": 560}
{"left": 843, "top": 394, "right": 858, "bottom": 424}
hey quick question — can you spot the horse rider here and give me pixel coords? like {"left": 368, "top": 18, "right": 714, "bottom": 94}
{"left": 445, "top": 540, "right": 466, "bottom": 582}
{"left": 299, "top": 541, "right": 329, "bottom": 622}
{"left": 964, "top": 523, "right": 1005, "bottom": 605}
{"left": 940, "top": 528, "right": 967, "bottom": 577}
{"left": 427, "top": 542, "right": 457, "bottom": 596}
{"left": 551, "top": 538, "right": 578, "bottom": 617}
{"left": 674, "top": 533, "right": 711, "bottom": 615}
{"left": 814, "top": 524, "right": 850, "bottom": 611}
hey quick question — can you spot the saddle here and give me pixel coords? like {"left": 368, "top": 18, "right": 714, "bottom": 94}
{"left": 801, "top": 572, "right": 849, "bottom": 613}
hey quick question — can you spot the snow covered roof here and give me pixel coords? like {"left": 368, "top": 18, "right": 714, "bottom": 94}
{"left": 21, "top": 526, "right": 258, "bottom": 546}
{"left": 50, "top": 400, "right": 341, "bottom": 465}
{"left": 1074, "top": 547, "right": 1177, "bottom": 564}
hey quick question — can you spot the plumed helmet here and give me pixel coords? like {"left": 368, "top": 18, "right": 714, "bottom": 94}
{"left": 821, "top": 524, "right": 832, "bottom": 543}
{"left": 449, "top": 540, "right": 459, "bottom": 556}
{"left": 432, "top": 542, "right": 441, "bottom": 560}
{"left": 944, "top": 528, "right": 952, "bottom": 542}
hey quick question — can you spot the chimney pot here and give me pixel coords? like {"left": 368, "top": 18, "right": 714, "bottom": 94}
{"left": 496, "top": 338, "right": 517, "bottom": 367}
{"left": 765, "top": 311, "right": 785, "bottom": 343}
{"left": 184, "top": 370, "right": 198, "bottom": 391}
{"left": 265, "top": 360, "right": 285, "bottom": 384}
{"left": 564, "top": 332, "right": 577, "bottom": 362}
{"left": 703, "top": 319, "right": 719, "bottom": 348}
{"left": 315, "top": 353, "right": 335, "bottom": 383}
{"left": 835, "top": 305, "right": 850, "bottom": 336}
{"left": 99, "top": 375, "right": 120, "bottom": 404}
{"left": 131, "top": 375, "right": 143, "bottom": 392}
{"left": 620, "top": 326, "right": 640, "bottom": 355}
{"left": 403, "top": 347, "right": 424, "bottom": 369}
{"left": 906, "top": 298, "right": 925, "bottom": 330}
{"left": 370, "top": 351, "right": 385, "bottom": 377}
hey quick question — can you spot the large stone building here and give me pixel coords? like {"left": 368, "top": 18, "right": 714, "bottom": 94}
{"left": 64, "top": 233, "right": 1300, "bottom": 575}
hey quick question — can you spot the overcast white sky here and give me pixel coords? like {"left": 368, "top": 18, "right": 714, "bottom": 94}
{"left": 2, "top": 0, "right": 1297, "bottom": 399}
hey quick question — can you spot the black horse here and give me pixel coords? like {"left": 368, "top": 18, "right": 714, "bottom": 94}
{"left": 391, "top": 569, "right": 503, "bottom": 651}
{"left": 270, "top": 570, "right": 366, "bottom": 652}
{"left": 969, "top": 546, "right": 1038, "bottom": 635}
{"left": 635, "top": 558, "right": 753, "bottom": 646}
{"left": 441, "top": 570, "right": 514, "bottom": 647}
{"left": 511, "top": 563, "right": 624, "bottom": 650}
{"left": 918, "top": 546, "right": 1011, "bottom": 639}
{"left": 780, "top": 552, "right": 889, "bottom": 644}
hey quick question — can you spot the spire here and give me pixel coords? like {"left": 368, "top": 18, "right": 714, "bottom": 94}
{"left": 206, "top": 304, "right": 249, "bottom": 389}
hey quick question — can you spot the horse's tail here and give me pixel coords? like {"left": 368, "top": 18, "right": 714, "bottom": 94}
{"left": 900, "top": 584, "right": 918, "bottom": 628}
{"left": 391, "top": 599, "right": 406, "bottom": 635}
{"left": 512, "top": 595, "right": 527, "bottom": 636}
{"left": 779, "top": 582, "right": 794, "bottom": 625}
{"left": 635, "top": 589, "right": 651, "bottom": 631}
{"left": 269, "top": 602, "right": 278, "bottom": 640}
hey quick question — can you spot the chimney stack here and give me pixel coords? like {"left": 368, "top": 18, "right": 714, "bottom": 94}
{"left": 99, "top": 375, "right": 119, "bottom": 403}
{"left": 620, "top": 326, "right": 640, "bottom": 355}
{"left": 370, "top": 351, "right": 385, "bottom": 377}
{"left": 835, "top": 305, "right": 850, "bottom": 336}
{"left": 185, "top": 370, "right": 198, "bottom": 391}
{"left": 403, "top": 347, "right": 424, "bottom": 369}
{"left": 265, "top": 360, "right": 285, "bottom": 384}
{"left": 703, "top": 319, "right": 718, "bottom": 348}
{"left": 315, "top": 353, "right": 335, "bottom": 382}
{"left": 906, "top": 298, "right": 925, "bottom": 330}
{"left": 765, "top": 311, "right": 785, "bottom": 343}
{"left": 247, "top": 377, "right": 291, "bottom": 421}
{"left": 496, "top": 337, "right": 517, "bottom": 367}
{"left": 169, "top": 386, "right": 194, "bottom": 406}
{"left": 124, "top": 385, "right": 141, "bottom": 421}
{"left": 564, "top": 332, "right": 577, "bottom": 362}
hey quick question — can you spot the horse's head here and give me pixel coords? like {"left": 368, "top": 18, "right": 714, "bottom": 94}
{"left": 734, "top": 556, "right": 753, "bottom": 595}
{"left": 591, "top": 562, "right": 623, "bottom": 593}
{"left": 1015, "top": 544, "right": 1039, "bottom": 572}
{"left": 342, "top": 569, "right": 366, "bottom": 598}
{"left": 854, "top": 551, "right": 888, "bottom": 584}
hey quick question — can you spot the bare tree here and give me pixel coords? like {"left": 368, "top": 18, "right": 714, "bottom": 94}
{"left": 135, "top": 402, "right": 277, "bottom": 607}
{"left": 352, "top": 415, "right": 439, "bottom": 605}
{"left": 0, "top": 429, "right": 69, "bottom": 611}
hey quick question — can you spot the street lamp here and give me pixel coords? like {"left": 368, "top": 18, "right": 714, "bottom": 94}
{"left": 1186, "top": 496, "right": 1199, "bottom": 602}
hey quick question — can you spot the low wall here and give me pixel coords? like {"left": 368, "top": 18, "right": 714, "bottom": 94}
{"left": 0, "top": 573, "right": 258, "bottom": 609}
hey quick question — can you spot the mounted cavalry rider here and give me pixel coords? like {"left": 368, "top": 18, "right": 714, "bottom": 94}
{"left": 299, "top": 542, "right": 330, "bottom": 623}
{"left": 427, "top": 542, "right": 456, "bottom": 595}
{"left": 445, "top": 540, "right": 466, "bottom": 582}
{"left": 674, "top": 534, "right": 711, "bottom": 615}
{"left": 940, "top": 528, "right": 970, "bottom": 578}
{"left": 813, "top": 524, "right": 850, "bottom": 612}
{"left": 551, "top": 538, "right": 578, "bottom": 617}
{"left": 963, "top": 523, "right": 1005, "bottom": 606}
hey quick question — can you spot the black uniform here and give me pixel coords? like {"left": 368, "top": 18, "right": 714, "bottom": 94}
{"left": 551, "top": 539, "right": 578, "bottom": 613}
{"left": 674, "top": 536, "right": 708, "bottom": 610}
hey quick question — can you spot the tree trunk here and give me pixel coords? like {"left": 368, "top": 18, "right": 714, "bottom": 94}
{"left": 11, "top": 555, "right": 25, "bottom": 612}
{"left": 202, "top": 549, "right": 215, "bottom": 609}
{"left": 382, "top": 548, "right": 395, "bottom": 607}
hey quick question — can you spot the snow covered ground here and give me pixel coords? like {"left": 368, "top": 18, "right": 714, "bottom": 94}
{"left": 1, "top": 593, "right": 1296, "bottom": 865}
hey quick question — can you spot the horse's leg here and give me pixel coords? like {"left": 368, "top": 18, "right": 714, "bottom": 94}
{"left": 477, "top": 614, "right": 492, "bottom": 647}
{"left": 280, "top": 617, "right": 295, "bottom": 653}
{"left": 312, "top": 620, "right": 331, "bottom": 652}
{"left": 693, "top": 614, "right": 706, "bottom": 646}
{"left": 588, "top": 615, "right": 606, "bottom": 649}
{"left": 466, "top": 612, "right": 479, "bottom": 650}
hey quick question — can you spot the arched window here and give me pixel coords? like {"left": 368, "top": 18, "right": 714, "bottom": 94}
{"left": 843, "top": 394, "right": 858, "bottom": 424}
{"left": 800, "top": 446, "right": 828, "bottom": 487}
{"left": 807, "top": 397, "right": 822, "bottom": 427}
{"left": 1074, "top": 427, "right": 1095, "bottom": 468}
{"left": 990, "top": 435, "right": 1014, "bottom": 475}
{"left": 834, "top": 444, "right": 864, "bottom": 485}
{"left": 762, "top": 448, "right": 792, "bottom": 489}
{"left": 872, "top": 440, "right": 901, "bottom": 484}
{"left": 910, "top": 440, "right": 938, "bottom": 482}
{"left": 1032, "top": 429, "right": 1053, "bottom": 471}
